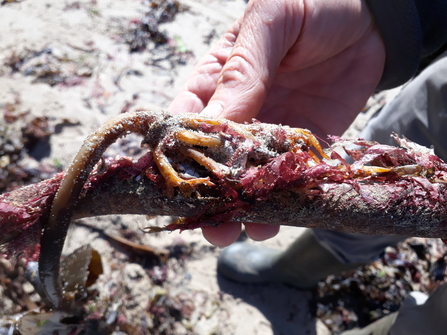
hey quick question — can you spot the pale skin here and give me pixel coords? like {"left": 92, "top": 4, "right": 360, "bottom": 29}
{"left": 168, "top": 0, "right": 386, "bottom": 247}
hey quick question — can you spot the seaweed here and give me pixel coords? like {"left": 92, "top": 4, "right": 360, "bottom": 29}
{"left": 312, "top": 237, "right": 447, "bottom": 334}
{"left": 3, "top": 44, "right": 95, "bottom": 87}
{"left": 122, "top": 0, "right": 194, "bottom": 70}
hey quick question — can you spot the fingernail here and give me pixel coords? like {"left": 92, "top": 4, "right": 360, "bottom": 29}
{"left": 201, "top": 102, "right": 223, "bottom": 118}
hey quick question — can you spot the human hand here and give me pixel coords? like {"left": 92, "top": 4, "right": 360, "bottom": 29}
{"left": 169, "top": 0, "right": 386, "bottom": 247}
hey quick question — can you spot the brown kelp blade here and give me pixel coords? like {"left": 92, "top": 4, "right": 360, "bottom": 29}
{"left": 2, "top": 132, "right": 447, "bottom": 264}
{"left": 3, "top": 111, "right": 447, "bottom": 308}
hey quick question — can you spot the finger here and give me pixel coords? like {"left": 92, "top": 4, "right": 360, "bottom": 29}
{"left": 168, "top": 19, "right": 242, "bottom": 115}
{"left": 202, "top": 221, "right": 242, "bottom": 247}
{"left": 244, "top": 222, "right": 279, "bottom": 241}
{"left": 201, "top": 0, "right": 304, "bottom": 122}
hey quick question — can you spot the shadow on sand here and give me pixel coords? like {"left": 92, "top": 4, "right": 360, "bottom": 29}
{"left": 217, "top": 274, "right": 326, "bottom": 335}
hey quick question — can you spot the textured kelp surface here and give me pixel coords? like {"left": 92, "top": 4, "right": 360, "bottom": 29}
{"left": 2, "top": 113, "right": 447, "bottom": 264}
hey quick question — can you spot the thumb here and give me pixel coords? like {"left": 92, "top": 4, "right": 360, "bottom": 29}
{"left": 201, "top": 0, "right": 303, "bottom": 123}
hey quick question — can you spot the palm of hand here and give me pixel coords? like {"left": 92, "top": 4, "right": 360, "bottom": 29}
{"left": 258, "top": 29, "right": 385, "bottom": 139}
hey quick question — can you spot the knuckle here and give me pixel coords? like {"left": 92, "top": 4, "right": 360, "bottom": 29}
{"left": 220, "top": 53, "right": 258, "bottom": 87}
